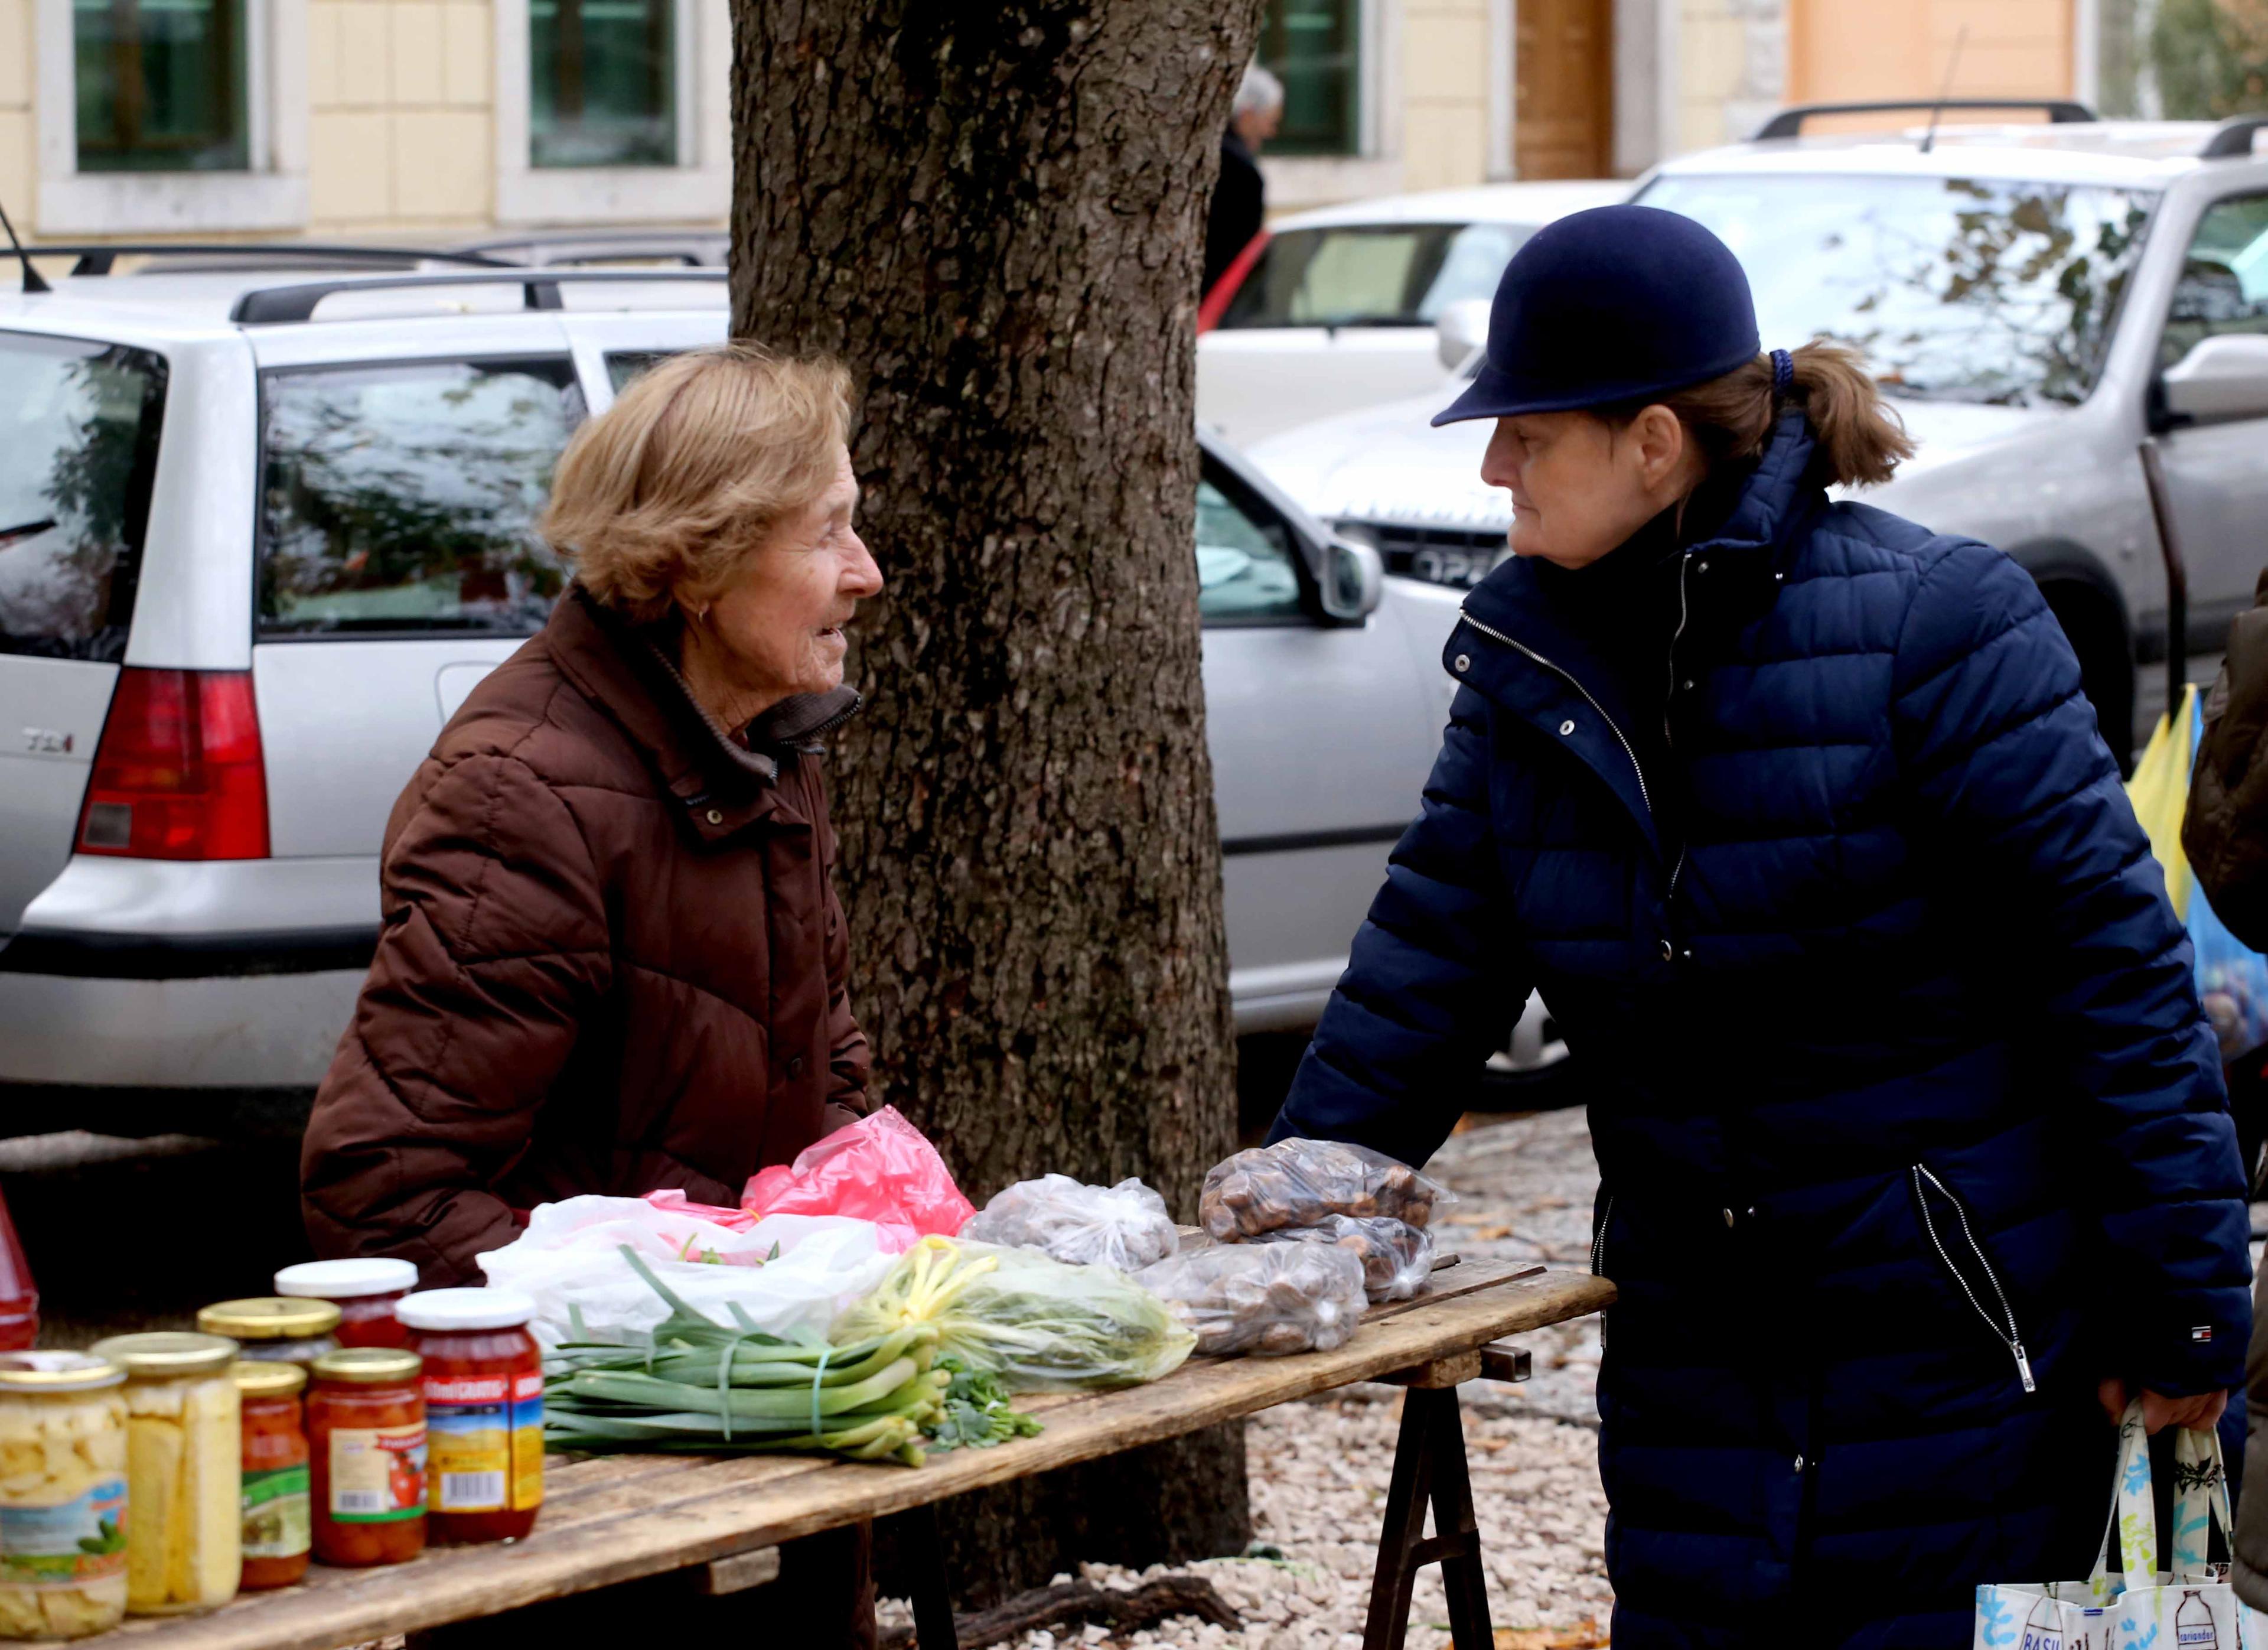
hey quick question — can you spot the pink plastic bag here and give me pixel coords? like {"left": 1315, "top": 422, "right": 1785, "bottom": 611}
{"left": 738, "top": 1106, "right": 975, "bottom": 1252}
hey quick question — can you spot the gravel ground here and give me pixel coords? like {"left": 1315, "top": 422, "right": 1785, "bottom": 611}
{"left": 881, "top": 1107, "right": 1614, "bottom": 1650}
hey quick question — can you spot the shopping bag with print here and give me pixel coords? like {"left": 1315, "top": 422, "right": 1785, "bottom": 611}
{"left": 1973, "top": 1401, "right": 2251, "bottom": 1649}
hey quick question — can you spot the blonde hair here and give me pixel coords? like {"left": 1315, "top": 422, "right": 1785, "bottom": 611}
{"left": 1602, "top": 340, "right": 1915, "bottom": 489}
{"left": 542, "top": 343, "right": 852, "bottom": 624}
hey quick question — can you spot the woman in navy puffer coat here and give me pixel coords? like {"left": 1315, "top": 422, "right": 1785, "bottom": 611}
{"left": 1273, "top": 207, "right": 2252, "bottom": 1648}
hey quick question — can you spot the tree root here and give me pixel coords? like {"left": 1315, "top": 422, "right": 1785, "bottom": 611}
{"left": 882, "top": 1574, "right": 1243, "bottom": 1649}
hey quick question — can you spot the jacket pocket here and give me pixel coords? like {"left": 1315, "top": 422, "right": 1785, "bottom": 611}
{"left": 1910, "top": 1163, "right": 2036, "bottom": 1395}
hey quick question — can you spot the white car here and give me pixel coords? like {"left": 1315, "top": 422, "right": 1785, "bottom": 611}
{"left": 0, "top": 249, "right": 1569, "bottom": 1138}
{"left": 1248, "top": 103, "right": 2268, "bottom": 756}
{"left": 1195, "top": 180, "right": 1628, "bottom": 449}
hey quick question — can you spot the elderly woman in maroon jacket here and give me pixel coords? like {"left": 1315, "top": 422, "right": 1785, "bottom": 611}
{"left": 301, "top": 344, "right": 884, "bottom": 1636}
{"left": 304, "top": 342, "right": 881, "bottom": 1277}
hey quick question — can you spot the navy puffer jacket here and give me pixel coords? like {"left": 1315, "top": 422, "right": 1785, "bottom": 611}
{"left": 1274, "top": 412, "right": 2251, "bottom": 1648}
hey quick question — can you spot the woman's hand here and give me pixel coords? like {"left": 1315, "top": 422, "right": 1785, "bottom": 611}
{"left": 2097, "top": 1378, "right": 2231, "bottom": 1434}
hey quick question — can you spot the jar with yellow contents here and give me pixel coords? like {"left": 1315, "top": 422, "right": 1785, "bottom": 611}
{"left": 87, "top": 1333, "right": 240, "bottom": 1615}
{"left": 0, "top": 1353, "right": 128, "bottom": 1640}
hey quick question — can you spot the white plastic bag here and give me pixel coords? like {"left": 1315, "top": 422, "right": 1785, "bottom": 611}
{"left": 1136, "top": 1242, "right": 1367, "bottom": 1357}
{"left": 1972, "top": 1401, "right": 2252, "bottom": 1649}
{"left": 476, "top": 1195, "right": 894, "bottom": 1350}
{"left": 960, "top": 1174, "right": 1180, "bottom": 1273}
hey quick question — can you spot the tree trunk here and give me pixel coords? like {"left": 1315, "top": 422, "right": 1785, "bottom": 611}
{"left": 731, "top": 0, "right": 1263, "bottom": 1607}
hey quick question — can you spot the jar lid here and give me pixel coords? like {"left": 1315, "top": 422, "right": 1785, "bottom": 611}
{"left": 312, "top": 1347, "right": 422, "bottom": 1385}
{"left": 397, "top": 1287, "right": 536, "bottom": 1333}
{"left": 89, "top": 1332, "right": 239, "bottom": 1377}
{"left": 274, "top": 1258, "right": 419, "bottom": 1300}
{"left": 0, "top": 1351, "right": 124, "bottom": 1392}
{"left": 199, "top": 1297, "right": 343, "bottom": 1340}
{"left": 232, "top": 1360, "right": 308, "bottom": 1397}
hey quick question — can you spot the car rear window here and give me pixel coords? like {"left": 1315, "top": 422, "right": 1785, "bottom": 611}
{"left": 258, "top": 356, "right": 585, "bottom": 637}
{"left": 1216, "top": 222, "right": 1533, "bottom": 330}
{"left": 0, "top": 331, "right": 168, "bottom": 662}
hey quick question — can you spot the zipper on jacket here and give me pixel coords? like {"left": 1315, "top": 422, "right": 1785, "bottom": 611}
{"left": 1591, "top": 1194, "right": 1615, "bottom": 1276}
{"left": 1663, "top": 556, "right": 1694, "bottom": 900}
{"left": 1460, "top": 608, "right": 1651, "bottom": 816}
{"left": 1911, "top": 1164, "right": 2036, "bottom": 1394}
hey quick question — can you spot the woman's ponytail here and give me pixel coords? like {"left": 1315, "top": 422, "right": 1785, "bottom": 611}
{"left": 1603, "top": 339, "right": 1915, "bottom": 490}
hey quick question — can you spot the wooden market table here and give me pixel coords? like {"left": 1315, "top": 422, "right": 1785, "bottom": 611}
{"left": 109, "top": 1257, "right": 1613, "bottom": 1650}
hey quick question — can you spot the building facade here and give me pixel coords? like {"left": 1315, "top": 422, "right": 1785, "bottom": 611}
{"left": 0, "top": 0, "right": 2099, "bottom": 240}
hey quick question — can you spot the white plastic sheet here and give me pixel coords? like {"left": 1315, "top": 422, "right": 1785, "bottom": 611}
{"left": 476, "top": 1195, "right": 894, "bottom": 1350}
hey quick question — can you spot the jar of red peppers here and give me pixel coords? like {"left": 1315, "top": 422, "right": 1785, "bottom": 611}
{"left": 231, "top": 1362, "right": 308, "bottom": 1592}
{"left": 396, "top": 1290, "right": 542, "bottom": 1545}
{"left": 305, "top": 1350, "right": 424, "bottom": 1568}
{"left": 273, "top": 1261, "right": 418, "bottom": 1350}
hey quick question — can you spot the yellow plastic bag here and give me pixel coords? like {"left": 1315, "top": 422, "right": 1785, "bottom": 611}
{"left": 2125, "top": 683, "right": 2198, "bottom": 923}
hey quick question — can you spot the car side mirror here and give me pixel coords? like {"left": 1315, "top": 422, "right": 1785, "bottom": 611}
{"left": 1435, "top": 298, "right": 1493, "bottom": 373}
{"left": 2162, "top": 333, "right": 2268, "bottom": 427}
{"left": 1321, "top": 536, "right": 1384, "bottom": 623}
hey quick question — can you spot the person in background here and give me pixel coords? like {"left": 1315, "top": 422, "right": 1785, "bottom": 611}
{"left": 1270, "top": 205, "right": 2250, "bottom": 1648}
{"left": 1204, "top": 62, "right": 1282, "bottom": 297}
{"left": 301, "top": 344, "right": 884, "bottom": 1645}
{"left": 2182, "top": 567, "right": 2268, "bottom": 1612}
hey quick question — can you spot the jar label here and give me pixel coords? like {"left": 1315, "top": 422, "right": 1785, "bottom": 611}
{"left": 328, "top": 1424, "right": 426, "bottom": 1522}
{"left": 241, "top": 1465, "right": 311, "bottom": 1559}
{"left": 0, "top": 1477, "right": 128, "bottom": 1587}
{"left": 426, "top": 1372, "right": 543, "bottom": 1512}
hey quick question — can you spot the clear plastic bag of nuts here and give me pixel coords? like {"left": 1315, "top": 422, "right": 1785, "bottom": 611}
{"left": 1198, "top": 1138, "right": 1450, "bottom": 1242}
{"left": 1254, "top": 1213, "right": 1435, "bottom": 1303}
{"left": 1135, "top": 1243, "right": 1367, "bottom": 1357}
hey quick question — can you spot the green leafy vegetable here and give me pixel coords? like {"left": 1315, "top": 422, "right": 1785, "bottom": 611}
{"left": 926, "top": 1356, "right": 1045, "bottom": 1453}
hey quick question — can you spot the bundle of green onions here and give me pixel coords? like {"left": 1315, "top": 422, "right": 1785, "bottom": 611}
{"left": 544, "top": 1248, "right": 1014, "bottom": 1467}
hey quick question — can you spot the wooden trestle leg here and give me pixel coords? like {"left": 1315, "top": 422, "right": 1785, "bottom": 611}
{"left": 1361, "top": 1345, "right": 1529, "bottom": 1650}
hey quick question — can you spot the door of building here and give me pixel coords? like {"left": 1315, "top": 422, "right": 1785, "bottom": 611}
{"left": 1514, "top": 0, "right": 1613, "bottom": 178}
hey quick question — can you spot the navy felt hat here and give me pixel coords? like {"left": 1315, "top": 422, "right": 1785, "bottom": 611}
{"left": 1433, "top": 204, "right": 1761, "bottom": 426}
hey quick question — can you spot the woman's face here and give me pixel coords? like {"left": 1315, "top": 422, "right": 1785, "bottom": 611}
{"left": 1480, "top": 408, "right": 1696, "bottom": 570}
{"left": 703, "top": 445, "right": 884, "bottom": 701}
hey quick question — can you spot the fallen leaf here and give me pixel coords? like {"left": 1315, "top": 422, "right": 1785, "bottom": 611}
{"left": 1494, "top": 1620, "right": 1608, "bottom": 1649}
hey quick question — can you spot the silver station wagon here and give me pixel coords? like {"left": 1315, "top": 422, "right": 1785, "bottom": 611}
{"left": 0, "top": 254, "right": 1557, "bottom": 1140}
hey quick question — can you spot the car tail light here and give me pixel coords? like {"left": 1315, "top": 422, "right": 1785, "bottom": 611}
{"left": 76, "top": 669, "right": 269, "bottom": 860}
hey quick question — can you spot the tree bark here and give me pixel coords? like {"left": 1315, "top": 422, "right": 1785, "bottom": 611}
{"left": 732, "top": 0, "right": 1263, "bottom": 1606}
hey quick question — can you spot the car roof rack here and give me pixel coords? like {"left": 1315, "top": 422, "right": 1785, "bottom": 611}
{"left": 26, "top": 242, "right": 518, "bottom": 276}
{"left": 229, "top": 267, "right": 728, "bottom": 324}
{"left": 2201, "top": 115, "right": 2268, "bottom": 159}
{"left": 1751, "top": 99, "right": 2098, "bottom": 141}
{"left": 452, "top": 230, "right": 728, "bottom": 268}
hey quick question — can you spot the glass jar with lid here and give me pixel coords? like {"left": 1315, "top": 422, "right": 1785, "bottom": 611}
{"left": 307, "top": 1349, "right": 425, "bottom": 1568}
{"left": 398, "top": 1289, "right": 542, "bottom": 1544}
{"left": 198, "top": 1299, "right": 340, "bottom": 1369}
{"left": 232, "top": 1363, "right": 309, "bottom": 1592}
{"left": 274, "top": 1260, "right": 419, "bottom": 1350}
{"left": 0, "top": 1353, "right": 128, "bottom": 1639}
{"left": 87, "top": 1333, "right": 240, "bottom": 1616}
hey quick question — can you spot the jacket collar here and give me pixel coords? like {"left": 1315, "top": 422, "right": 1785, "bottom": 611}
{"left": 543, "top": 588, "right": 862, "bottom": 844}
{"left": 1445, "top": 411, "right": 1823, "bottom": 851}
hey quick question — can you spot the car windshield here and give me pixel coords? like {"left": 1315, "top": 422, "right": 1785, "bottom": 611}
{"left": 1217, "top": 222, "right": 1536, "bottom": 329}
{"left": 1634, "top": 173, "right": 2158, "bottom": 406}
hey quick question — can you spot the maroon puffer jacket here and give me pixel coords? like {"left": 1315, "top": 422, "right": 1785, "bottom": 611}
{"left": 301, "top": 588, "right": 870, "bottom": 1284}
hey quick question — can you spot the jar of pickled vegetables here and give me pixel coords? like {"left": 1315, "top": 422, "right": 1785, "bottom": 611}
{"left": 0, "top": 1353, "right": 127, "bottom": 1640}
{"left": 398, "top": 1289, "right": 542, "bottom": 1545}
{"left": 273, "top": 1261, "right": 418, "bottom": 1350}
{"left": 198, "top": 1300, "right": 340, "bottom": 1370}
{"left": 87, "top": 1333, "right": 240, "bottom": 1616}
{"left": 232, "top": 1363, "right": 308, "bottom": 1592}
{"left": 307, "top": 1349, "right": 424, "bottom": 1567}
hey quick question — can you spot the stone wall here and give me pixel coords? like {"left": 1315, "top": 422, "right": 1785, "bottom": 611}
{"left": 308, "top": 0, "right": 493, "bottom": 230}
